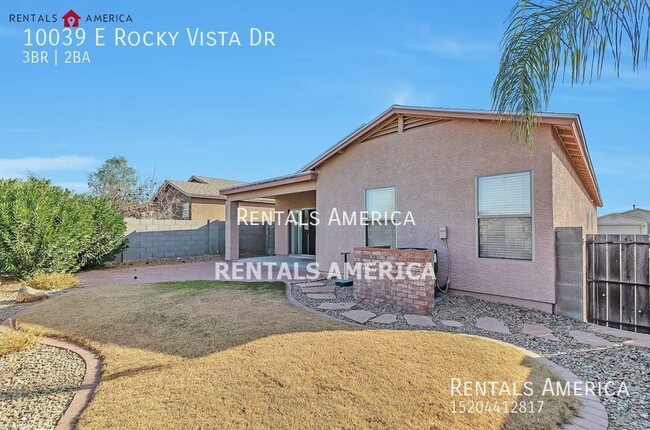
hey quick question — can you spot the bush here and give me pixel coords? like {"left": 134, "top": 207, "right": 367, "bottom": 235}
{"left": 0, "top": 178, "right": 127, "bottom": 278}
{"left": 0, "top": 329, "right": 41, "bottom": 357}
{"left": 25, "top": 273, "right": 80, "bottom": 290}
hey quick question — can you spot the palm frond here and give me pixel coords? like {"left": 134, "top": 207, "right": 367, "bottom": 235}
{"left": 492, "top": 0, "right": 650, "bottom": 148}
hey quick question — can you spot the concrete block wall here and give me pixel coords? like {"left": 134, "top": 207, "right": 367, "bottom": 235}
{"left": 555, "top": 227, "right": 584, "bottom": 320}
{"left": 118, "top": 218, "right": 273, "bottom": 262}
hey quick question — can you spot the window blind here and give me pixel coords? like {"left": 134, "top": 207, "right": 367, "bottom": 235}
{"left": 365, "top": 187, "right": 396, "bottom": 248}
{"left": 478, "top": 172, "right": 532, "bottom": 260}
{"left": 366, "top": 187, "right": 395, "bottom": 214}
{"left": 478, "top": 172, "right": 531, "bottom": 217}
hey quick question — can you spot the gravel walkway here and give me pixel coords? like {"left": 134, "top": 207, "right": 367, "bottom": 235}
{"left": 292, "top": 282, "right": 650, "bottom": 430}
{"left": 0, "top": 343, "right": 86, "bottom": 430}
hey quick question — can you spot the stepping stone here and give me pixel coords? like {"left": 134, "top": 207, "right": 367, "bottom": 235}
{"left": 569, "top": 330, "right": 616, "bottom": 347}
{"left": 588, "top": 324, "right": 650, "bottom": 341}
{"left": 520, "top": 323, "right": 560, "bottom": 341}
{"left": 441, "top": 319, "right": 463, "bottom": 328}
{"left": 342, "top": 310, "right": 376, "bottom": 324}
{"left": 404, "top": 314, "right": 435, "bottom": 327}
{"left": 301, "top": 285, "right": 335, "bottom": 294}
{"left": 306, "top": 293, "right": 336, "bottom": 300}
{"left": 296, "top": 281, "right": 326, "bottom": 288}
{"left": 369, "top": 314, "right": 397, "bottom": 324}
{"left": 624, "top": 339, "right": 650, "bottom": 349}
{"left": 318, "top": 302, "right": 356, "bottom": 310}
{"left": 475, "top": 317, "right": 510, "bottom": 334}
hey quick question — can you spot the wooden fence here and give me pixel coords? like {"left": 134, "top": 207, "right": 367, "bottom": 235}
{"left": 586, "top": 234, "right": 650, "bottom": 333}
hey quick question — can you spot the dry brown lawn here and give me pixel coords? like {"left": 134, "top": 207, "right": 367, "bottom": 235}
{"left": 17, "top": 281, "right": 577, "bottom": 430}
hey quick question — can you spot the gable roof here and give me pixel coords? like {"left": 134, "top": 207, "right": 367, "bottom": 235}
{"left": 155, "top": 177, "right": 274, "bottom": 204}
{"left": 598, "top": 212, "right": 648, "bottom": 225}
{"left": 621, "top": 208, "right": 650, "bottom": 221}
{"left": 299, "top": 105, "right": 602, "bottom": 207}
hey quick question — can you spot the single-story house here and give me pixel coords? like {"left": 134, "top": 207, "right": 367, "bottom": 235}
{"left": 221, "top": 106, "right": 602, "bottom": 312}
{"left": 153, "top": 175, "right": 274, "bottom": 221}
{"left": 598, "top": 207, "right": 649, "bottom": 234}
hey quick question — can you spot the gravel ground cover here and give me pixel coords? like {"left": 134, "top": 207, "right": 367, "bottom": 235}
{"left": 0, "top": 284, "right": 31, "bottom": 323}
{"left": 292, "top": 282, "right": 650, "bottom": 430}
{"left": 0, "top": 343, "right": 86, "bottom": 430}
{"left": 1, "top": 284, "right": 85, "bottom": 429}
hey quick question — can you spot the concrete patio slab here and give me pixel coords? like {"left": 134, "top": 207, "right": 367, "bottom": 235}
{"left": 521, "top": 323, "right": 560, "bottom": 341}
{"left": 370, "top": 314, "right": 397, "bottom": 324}
{"left": 569, "top": 330, "right": 616, "bottom": 347}
{"left": 475, "top": 317, "right": 510, "bottom": 334}
{"left": 306, "top": 293, "right": 336, "bottom": 300}
{"left": 404, "top": 315, "right": 435, "bottom": 327}
{"left": 341, "top": 310, "right": 376, "bottom": 324}
{"left": 318, "top": 302, "right": 356, "bottom": 310}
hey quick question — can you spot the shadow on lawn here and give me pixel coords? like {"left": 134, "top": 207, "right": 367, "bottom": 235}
{"left": 15, "top": 280, "right": 354, "bottom": 359}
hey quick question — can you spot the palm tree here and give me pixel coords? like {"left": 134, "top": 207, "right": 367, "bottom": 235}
{"left": 492, "top": 0, "right": 649, "bottom": 148}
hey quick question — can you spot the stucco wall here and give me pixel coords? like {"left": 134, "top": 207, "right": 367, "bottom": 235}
{"left": 191, "top": 198, "right": 226, "bottom": 220}
{"left": 191, "top": 198, "right": 274, "bottom": 221}
{"left": 551, "top": 143, "right": 597, "bottom": 234}
{"left": 315, "top": 119, "right": 562, "bottom": 308}
{"left": 273, "top": 191, "right": 316, "bottom": 256}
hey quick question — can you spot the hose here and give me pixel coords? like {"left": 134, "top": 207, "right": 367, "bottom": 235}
{"left": 436, "top": 239, "right": 452, "bottom": 293}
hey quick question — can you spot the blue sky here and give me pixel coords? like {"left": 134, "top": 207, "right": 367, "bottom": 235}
{"left": 0, "top": 0, "right": 648, "bottom": 214}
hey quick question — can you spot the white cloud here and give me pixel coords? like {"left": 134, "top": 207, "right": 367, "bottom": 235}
{"left": 390, "top": 85, "right": 414, "bottom": 105}
{"left": 592, "top": 154, "right": 650, "bottom": 179}
{"left": 0, "top": 155, "right": 98, "bottom": 179}
{"left": 388, "top": 83, "right": 435, "bottom": 107}
{"left": 0, "top": 127, "right": 39, "bottom": 133}
{"left": 411, "top": 29, "right": 497, "bottom": 59}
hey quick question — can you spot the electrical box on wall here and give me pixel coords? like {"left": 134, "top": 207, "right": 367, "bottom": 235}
{"left": 439, "top": 226, "right": 447, "bottom": 240}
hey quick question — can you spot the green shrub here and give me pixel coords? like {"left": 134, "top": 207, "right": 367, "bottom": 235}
{"left": 0, "top": 177, "right": 127, "bottom": 278}
{"left": 25, "top": 273, "right": 80, "bottom": 290}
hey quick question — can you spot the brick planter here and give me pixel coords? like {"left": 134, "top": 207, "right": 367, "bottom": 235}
{"left": 352, "top": 247, "right": 436, "bottom": 315}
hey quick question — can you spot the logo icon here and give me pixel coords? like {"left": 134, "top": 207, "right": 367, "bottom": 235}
{"left": 62, "top": 9, "right": 81, "bottom": 27}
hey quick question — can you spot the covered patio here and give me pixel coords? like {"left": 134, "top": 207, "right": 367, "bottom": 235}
{"left": 220, "top": 171, "right": 317, "bottom": 261}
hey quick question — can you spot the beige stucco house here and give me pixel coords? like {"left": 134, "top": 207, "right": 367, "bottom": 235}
{"left": 153, "top": 176, "right": 274, "bottom": 221}
{"left": 221, "top": 106, "right": 602, "bottom": 312}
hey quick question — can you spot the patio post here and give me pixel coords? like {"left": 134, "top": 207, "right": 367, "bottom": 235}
{"left": 225, "top": 199, "right": 240, "bottom": 261}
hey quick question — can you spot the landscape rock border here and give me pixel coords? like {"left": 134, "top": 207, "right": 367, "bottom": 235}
{"left": 285, "top": 281, "right": 609, "bottom": 430}
{"left": 1, "top": 308, "right": 102, "bottom": 430}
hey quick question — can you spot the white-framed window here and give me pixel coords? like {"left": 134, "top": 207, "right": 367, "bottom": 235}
{"left": 365, "top": 187, "right": 396, "bottom": 248}
{"left": 181, "top": 202, "right": 190, "bottom": 220}
{"left": 477, "top": 171, "right": 533, "bottom": 260}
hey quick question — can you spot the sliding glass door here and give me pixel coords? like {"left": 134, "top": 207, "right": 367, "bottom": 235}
{"left": 288, "top": 209, "right": 316, "bottom": 255}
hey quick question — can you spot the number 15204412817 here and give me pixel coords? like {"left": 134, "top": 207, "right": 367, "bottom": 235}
{"left": 22, "top": 49, "right": 91, "bottom": 65}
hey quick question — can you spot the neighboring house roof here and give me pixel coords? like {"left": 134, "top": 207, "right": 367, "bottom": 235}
{"left": 155, "top": 177, "right": 274, "bottom": 204}
{"left": 620, "top": 208, "right": 650, "bottom": 221}
{"left": 598, "top": 213, "right": 648, "bottom": 225}
{"left": 223, "top": 105, "right": 602, "bottom": 206}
